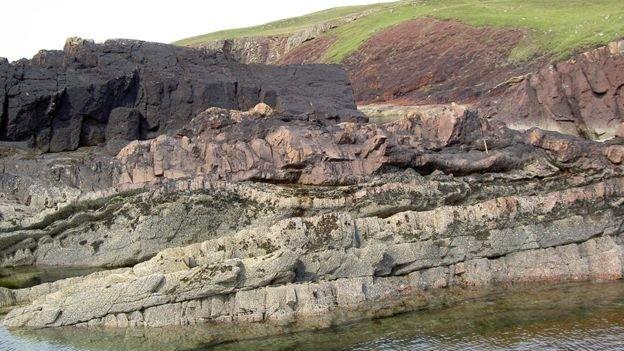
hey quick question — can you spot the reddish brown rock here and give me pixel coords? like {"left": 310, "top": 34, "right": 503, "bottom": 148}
{"left": 617, "top": 123, "right": 624, "bottom": 138}
{"left": 480, "top": 40, "right": 624, "bottom": 140}
{"left": 115, "top": 106, "right": 621, "bottom": 188}
{"left": 604, "top": 145, "right": 624, "bottom": 164}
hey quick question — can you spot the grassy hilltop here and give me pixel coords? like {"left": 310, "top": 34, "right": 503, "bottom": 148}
{"left": 175, "top": 0, "right": 624, "bottom": 64}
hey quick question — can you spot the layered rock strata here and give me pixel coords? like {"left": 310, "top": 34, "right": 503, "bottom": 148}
{"left": 2, "top": 175, "right": 623, "bottom": 328}
{"left": 0, "top": 103, "right": 622, "bottom": 330}
{"left": 4, "top": 101, "right": 621, "bottom": 268}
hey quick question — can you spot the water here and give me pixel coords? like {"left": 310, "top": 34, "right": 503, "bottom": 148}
{"left": 2, "top": 280, "right": 624, "bottom": 350}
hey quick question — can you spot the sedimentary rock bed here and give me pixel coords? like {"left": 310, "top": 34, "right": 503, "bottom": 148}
{"left": 2, "top": 175, "right": 623, "bottom": 328}
{"left": 0, "top": 37, "right": 623, "bottom": 335}
{"left": 0, "top": 102, "right": 622, "bottom": 329}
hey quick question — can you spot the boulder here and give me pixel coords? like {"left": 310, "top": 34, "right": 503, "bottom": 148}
{"left": 251, "top": 102, "right": 273, "bottom": 117}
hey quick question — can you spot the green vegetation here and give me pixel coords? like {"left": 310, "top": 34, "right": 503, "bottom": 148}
{"left": 173, "top": 3, "right": 385, "bottom": 46}
{"left": 324, "top": 0, "right": 624, "bottom": 63}
{"left": 177, "top": 0, "right": 624, "bottom": 64}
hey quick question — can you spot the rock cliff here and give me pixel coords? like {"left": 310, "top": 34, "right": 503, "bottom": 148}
{"left": 0, "top": 38, "right": 363, "bottom": 153}
{"left": 0, "top": 37, "right": 623, "bottom": 341}
{"left": 480, "top": 40, "right": 624, "bottom": 140}
{"left": 1, "top": 101, "right": 623, "bottom": 330}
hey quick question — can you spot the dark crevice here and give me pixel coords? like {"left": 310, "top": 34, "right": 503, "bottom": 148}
{"left": 233, "top": 81, "right": 239, "bottom": 109}
{"left": 369, "top": 205, "right": 423, "bottom": 219}
{"left": 0, "top": 91, "right": 8, "bottom": 140}
{"left": 387, "top": 232, "right": 616, "bottom": 279}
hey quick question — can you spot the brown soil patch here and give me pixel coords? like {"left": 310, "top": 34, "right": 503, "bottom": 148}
{"left": 280, "top": 36, "right": 337, "bottom": 65}
{"left": 282, "top": 17, "right": 542, "bottom": 105}
{"left": 344, "top": 17, "right": 542, "bottom": 105}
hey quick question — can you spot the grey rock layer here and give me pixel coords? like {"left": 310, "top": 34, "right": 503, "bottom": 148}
{"left": 2, "top": 175, "right": 623, "bottom": 328}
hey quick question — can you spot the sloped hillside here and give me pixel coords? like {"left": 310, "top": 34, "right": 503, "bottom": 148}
{"left": 176, "top": 0, "right": 624, "bottom": 139}
{"left": 177, "top": 0, "right": 624, "bottom": 65}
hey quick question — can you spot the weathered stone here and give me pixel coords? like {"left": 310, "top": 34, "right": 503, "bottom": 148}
{"left": 1, "top": 34, "right": 624, "bottom": 342}
{"left": 617, "top": 123, "right": 624, "bottom": 138}
{"left": 251, "top": 102, "right": 273, "bottom": 117}
{"left": 3, "top": 173, "right": 623, "bottom": 328}
{"left": 480, "top": 40, "right": 624, "bottom": 140}
{"left": 0, "top": 38, "right": 363, "bottom": 153}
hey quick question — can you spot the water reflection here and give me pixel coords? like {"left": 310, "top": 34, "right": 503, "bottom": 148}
{"left": 3, "top": 281, "right": 624, "bottom": 351}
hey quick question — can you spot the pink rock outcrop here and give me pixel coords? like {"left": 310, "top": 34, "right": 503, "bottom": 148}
{"left": 480, "top": 40, "right": 624, "bottom": 140}
{"left": 115, "top": 106, "right": 621, "bottom": 188}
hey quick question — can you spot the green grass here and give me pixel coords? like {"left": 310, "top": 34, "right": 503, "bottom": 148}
{"left": 324, "top": 0, "right": 624, "bottom": 63}
{"left": 176, "top": 0, "right": 624, "bottom": 64}
{"left": 173, "top": 3, "right": 386, "bottom": 46}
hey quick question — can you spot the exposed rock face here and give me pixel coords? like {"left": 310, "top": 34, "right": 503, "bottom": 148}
{"left": 201, "top": 36, "right": 291, "bottom": 64}
{"left": 0, "top": 102, "right": 622, "bottom": 331}
{"left": 0, "top": 38, "right": 363, "bottom": 153}
{"left": 480, "top": 40, "right": 624, "bottom": 140}
{"left": 1, "top": 35, "right": 624, "bottom": 340}
{"left": 199, "top": 18, "right": 534, "bottom": 107}
{"left": 1, "top": 102, "right": 622, "bottom": 269}
{"left": 115, "top": 103, "right": 620, "bottom": 188}
{"left": 3, "top": 174, "right": 623, "bottom": 328}
{"left": 191, "top": 18, "right": 624, "bottom": 141}
{"left": 193, "top": 10, "right": 370, "bottom": 64}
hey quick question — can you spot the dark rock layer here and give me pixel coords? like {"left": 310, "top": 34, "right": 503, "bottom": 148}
{"left": 0, "top": 38, "right": 363, "bottom": 153}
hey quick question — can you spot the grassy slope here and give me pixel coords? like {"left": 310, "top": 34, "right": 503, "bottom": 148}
{"left": 173, "top": 3, "right": 385, "bottom": 47}
{"left": 176, "top": 0, "right": 624, "bottom": 64}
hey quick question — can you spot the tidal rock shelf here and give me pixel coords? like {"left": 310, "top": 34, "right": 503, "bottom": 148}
{"left": 1, "top": 175, "right": 623, "bottom": 328}
{"left": 0, "top": 101, "right": 622, "bottom": 330}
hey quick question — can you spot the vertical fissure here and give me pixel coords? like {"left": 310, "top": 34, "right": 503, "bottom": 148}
{"left": 0, "top": 91, "right": 8, "bottom": 140}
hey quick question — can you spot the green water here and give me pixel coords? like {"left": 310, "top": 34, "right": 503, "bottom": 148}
{"left": 2, "top": 280, "right": 624, "bottom": 350}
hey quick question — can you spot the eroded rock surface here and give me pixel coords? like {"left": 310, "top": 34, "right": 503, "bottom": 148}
{"left": 115, "top": 103, "right": 620, "bottom": 188}
{"left": 480, "top": 40, "right": 624, "bottom": 140}
{"left": 0, "top": 103, "right": 622, "bottom": 330}
{"left": 3, "top": 175, "right": 623, "bottom": 328}
{"left": 0, "top": 38, "right": 363, "bottom": 153}
{"left": 1, "top": 35, "right": 623, "bottom": 336}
